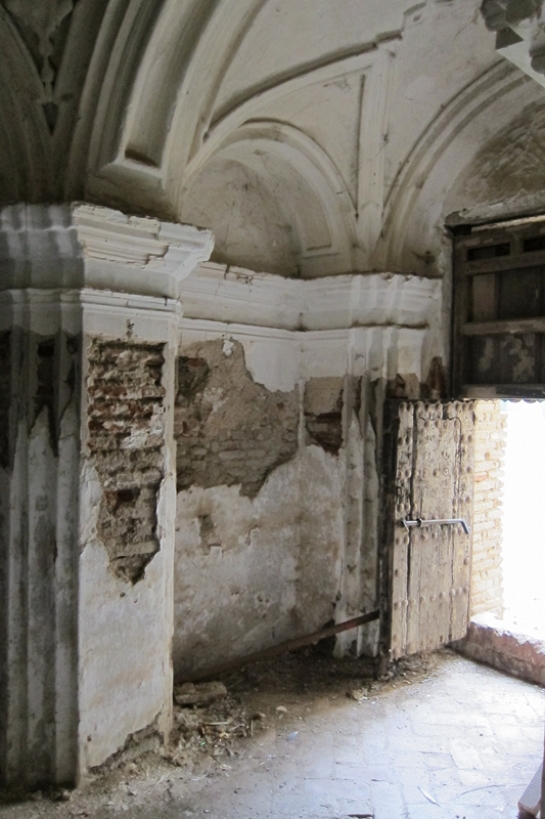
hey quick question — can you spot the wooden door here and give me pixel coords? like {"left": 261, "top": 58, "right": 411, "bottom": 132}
{"left": 381, "top": 400, "right": 475, "bottom": 659}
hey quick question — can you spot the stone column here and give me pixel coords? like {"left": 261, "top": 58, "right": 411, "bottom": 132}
{"left": 0, "top": 204, "right": 213, "bottom": 787}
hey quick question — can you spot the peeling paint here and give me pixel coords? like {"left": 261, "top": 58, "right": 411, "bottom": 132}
{"left": 174, "top": 444, "right": 344, "bottom": 679}
{"left": 173, "top": 344, "right": 377, "bottom": 678}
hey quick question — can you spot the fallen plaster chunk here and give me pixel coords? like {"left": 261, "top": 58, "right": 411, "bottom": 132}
{"left": 174, "top": 681, "right": 227, "bottom": 707}
{"left": 347, "top": 689, "right": 367, "bottom": 702}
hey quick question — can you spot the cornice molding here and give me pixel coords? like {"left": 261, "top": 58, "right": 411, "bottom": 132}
{"left": 0, "top": 203, "right": 214, "bottom": 298}
{"left": 180, "top": 261, "right": 440, "bottom": 333}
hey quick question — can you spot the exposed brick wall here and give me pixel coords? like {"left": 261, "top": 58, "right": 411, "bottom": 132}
{"left": 304, "top": 377, "right": 344, "bottom": 454}
{"left": 454, "top": 616, "right": 545, "bottom": 687}
{"left": 470, "top": 400, "right": 506, "bottom": 616}
{"left": 86, "top": 339, "right": 166, "bottom": 584}
{"left": 174, "top": 339, "right": 299, "bottom": 498}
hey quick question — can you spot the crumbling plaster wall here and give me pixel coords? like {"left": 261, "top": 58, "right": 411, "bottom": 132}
{"left": 173, "top": 266, "right": 443, "bottom": 679}
{"left": 77, "top": 307, "right": 180, "bottom": 774}
{"left": 173, "top": 340, "right": 350, "bottom": 679}
{"left": 0, "top": 204, "right": 213, "bottom": 786}
{"left": 0, "top": 309, "right": 179, "bottom": 781}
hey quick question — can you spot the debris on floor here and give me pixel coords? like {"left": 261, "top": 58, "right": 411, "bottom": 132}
{"left": 1, "top": 648, "right": 542, "bottom": 819}
{"left": 174, "top": 680, "right": 227, "bottom": 707}
{"left": 163, "top": 645, "right": 439, "bottom": 773}
{"left": 347, "top": 688, "right": 367, "bottom": 701}
{"left": 167, "top": 685, "right": 267, "bottom": 769}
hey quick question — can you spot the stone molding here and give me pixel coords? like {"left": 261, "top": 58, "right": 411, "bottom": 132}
{"left": 179, "top": 317, "right": 432, "bottom": 394}
{"left": 181, "top": 262, "right": 441, "bottom": 333}
{"left": 0, "top": 203, "right": 214, "bottom": 298}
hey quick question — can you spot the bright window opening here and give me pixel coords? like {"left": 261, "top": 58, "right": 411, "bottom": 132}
{"left": 500, "top": 400, "right": 545, "bottom": 640}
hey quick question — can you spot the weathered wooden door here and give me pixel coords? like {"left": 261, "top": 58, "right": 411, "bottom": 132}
{"left": 382, "top": 400, "right": 475, "bottom": 659}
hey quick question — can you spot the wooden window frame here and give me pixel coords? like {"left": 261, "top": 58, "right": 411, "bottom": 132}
{"left": 452, "top": 215, "right": 545, "bottom": 399}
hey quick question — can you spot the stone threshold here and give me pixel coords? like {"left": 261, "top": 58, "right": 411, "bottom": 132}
{"left": 452, "top": 612, "right": 545, "bottom": 687}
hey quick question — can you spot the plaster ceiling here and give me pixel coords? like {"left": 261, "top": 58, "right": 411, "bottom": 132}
{"left": 0, "top": 0, "right": 543, "bottom": 278}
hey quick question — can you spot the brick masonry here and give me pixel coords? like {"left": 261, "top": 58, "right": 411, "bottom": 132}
{"left": 86, "top": 339, "right": 166, "bottom": 584}
{"left": 455, "top": 401, "right": 545, "bottom": 686}
{"left": 303, "top": 376, "right": 344, "bottom": 454}
{"left": 469, "top": 400, "right": 506, "bottom": 617}
{"left": 174, "top": 339, "right": 299, "bottom": 498}
{"left": 455, "top": 614, "right": 545, "bottom": 686}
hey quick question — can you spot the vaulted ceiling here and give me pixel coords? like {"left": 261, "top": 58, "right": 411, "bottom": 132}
{"left": 1, "top": 0, "right": 544, "bottom": 278}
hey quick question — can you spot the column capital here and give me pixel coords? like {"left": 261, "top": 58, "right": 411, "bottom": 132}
{"left": 0, "top": 203, "right": 214, "bottom": 299}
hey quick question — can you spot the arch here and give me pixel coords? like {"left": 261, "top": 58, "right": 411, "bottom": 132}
{"left": 374, "top": 60, "right": 540, "bottom": 274}
{"left": 180, "top": 121, "right": 358, "bottom": 277}
{"left": 84, "top": 0, "right": 268, "bottom": 214}
{"left": 0, "top": 7, "right": 54, "bottom": 204}
{"left": 444, "top": 98, "right": 545, "bottom": 222}
{"left": 83, "top": 0, "right": 390, "bottom": 240}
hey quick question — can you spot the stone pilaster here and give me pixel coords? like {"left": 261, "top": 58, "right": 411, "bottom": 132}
{"left": 0, "top": 204, "right": 213, "bottom": 787}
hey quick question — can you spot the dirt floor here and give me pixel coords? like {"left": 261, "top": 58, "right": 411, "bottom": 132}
{"left": 0, "top": 647, "right": 543, "bottom": 819}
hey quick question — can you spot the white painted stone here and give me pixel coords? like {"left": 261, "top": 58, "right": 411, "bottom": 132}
{"left": 182, "top": 263, "right": 441, "bottom": 331}
{"left": 179, "top": 264, "right": 440, "bottom": 392}
{"left": 0, "top": 0, "right": 540, "bottom": 284}
{"left": 0, "top": 204, "right": 212, "bottom": 786}
{"left": 0, "top": 204, "right": 213, "bottom": 298}
{"left": 0, "top": 0, "right": 543, "bottom": 792}
{"left": 174, "top": 444, "right": 345, "bottom": 678}
{"left": 174, "top": 260, "right": 441, "bottom": 676}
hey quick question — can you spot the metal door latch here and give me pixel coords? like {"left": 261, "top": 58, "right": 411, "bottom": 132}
{"left": 401, "top": 518, "right": 471, "bottom": 534}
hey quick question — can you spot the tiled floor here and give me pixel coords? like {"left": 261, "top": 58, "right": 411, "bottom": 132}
{"left": 168, "top": 652, "right": 544, "bottom": 819}
{"left": 2, "top": 650, "right": 543, "bottom": 819}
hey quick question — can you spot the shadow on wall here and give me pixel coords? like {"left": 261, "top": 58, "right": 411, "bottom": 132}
{"left": 446, "top": 101, "right": 545, "bottom": 223}
{"left": 172, "top": 339, "right": 350, "bottom": 679}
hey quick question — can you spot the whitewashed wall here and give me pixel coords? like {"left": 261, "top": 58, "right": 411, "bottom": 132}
{"left": 173, "top": 263, "right": 442, "bottom": 677}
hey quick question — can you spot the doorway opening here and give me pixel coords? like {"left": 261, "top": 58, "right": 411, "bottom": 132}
{"left": 463, "top": 399, "right": 545, "bottom": 684}
{"left": 500, "top": 399, "right": 545, "bottom": 640}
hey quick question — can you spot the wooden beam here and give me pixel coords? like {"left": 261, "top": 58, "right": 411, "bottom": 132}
{"left": 462, "top": 317, "right": 545, "bottom": 336}
{"left": 178, "top": 610, "right": 380, "bottom": 683}
{"left": 460, "top": 250, "right": 545, "bottom": 276}
{"left": 462, "top": 384, "right": 545, "bottom": 399}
